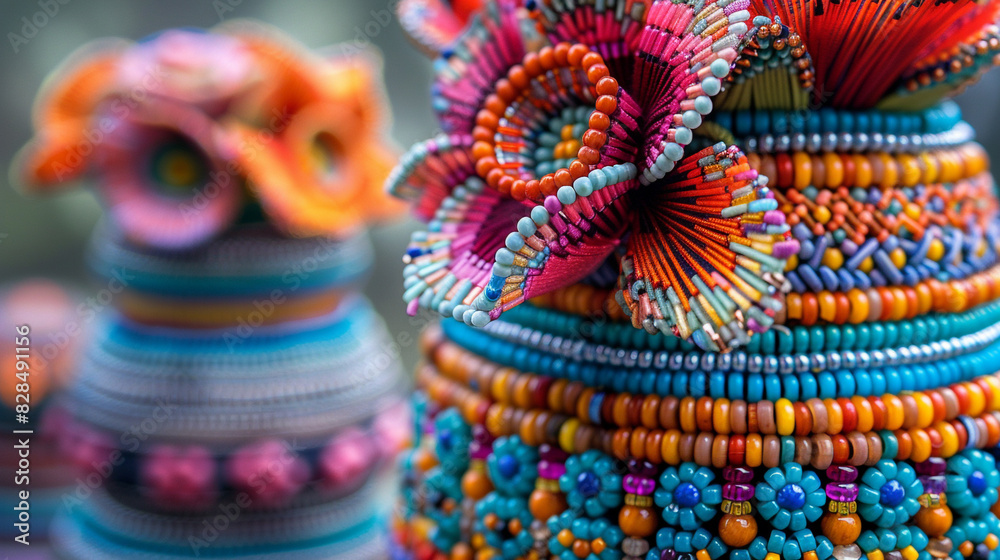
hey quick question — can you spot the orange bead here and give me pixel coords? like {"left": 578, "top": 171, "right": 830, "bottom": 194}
{"left": 618, "top": 506, "right": 658, "bottom": 537}
{"left": 719, "top": 514, "right": 757, "bottom": 547}
{"left": 821, "top": 513, "right": 862, "bottom": 545}
{"left": 461, "top": 466, "right": 493, "bottom": 500}
{"left": 914, "top": 506, "right": 953, "bottom": 538}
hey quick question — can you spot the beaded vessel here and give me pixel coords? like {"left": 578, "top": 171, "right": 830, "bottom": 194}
{"left": 389, "top": 1, "right": 1000, "bottom": 560}
{"left": 14, "top": 25, "right": 408, "bottom": 559}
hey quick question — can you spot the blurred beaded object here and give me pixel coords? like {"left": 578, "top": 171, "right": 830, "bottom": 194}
{"left": 14, "top": 23, "right": 408, "bottom": 559}
{"left": 388, "top": 1, "right": 1000, "bottom": 559}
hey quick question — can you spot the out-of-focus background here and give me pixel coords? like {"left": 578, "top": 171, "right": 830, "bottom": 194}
{"left": 2, "top": 0, "right": 1000, "bottom": 373}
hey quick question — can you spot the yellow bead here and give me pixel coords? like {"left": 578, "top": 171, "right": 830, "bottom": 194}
{"left": 890, "top": 247, "right": 906, "bottom": 268}
{"left": 822, "top": 248, "right": 844, "bottom": 269}
{"left": 927, "top": 238, "right": 945, "bottom": 261}
{"left": 775, "top": 398, "right": 795, "bottom": 436}
{"left": 557, "top": 529, "right": 575, "bottom": 548}
{"left": 901, "top": 546, "right": 919, "bottom": 560}
{"left": 785, "top": 254, "right": 799, "bottom": 272}
{"left": 559, "top": 419, "right": 579, "bottom": 453}
{"left": 867, "top": 551, "right": 884, "bottom": 560}
{"left": 859, "top": 257, "right": 874, "bottom": 273}
{"left": 813, "top": 205, "right": 832, "bottom": 224}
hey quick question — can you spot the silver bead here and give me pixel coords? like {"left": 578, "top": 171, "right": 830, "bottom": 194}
{"left": 853, "top": 131, "right": 869, "bottom": 152}
{"left": 806, "top": 133, "right": 822, "bottom": 153}
{"left": 790, "top": 132, "right": 806, "bottom": 151}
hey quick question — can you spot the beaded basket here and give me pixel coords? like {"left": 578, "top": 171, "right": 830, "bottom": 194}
{"left": 14, "top": 25, "right": 408, "bottom": 559}
{"left": 389, "top": 1, "right": 1000, "bottom": 560}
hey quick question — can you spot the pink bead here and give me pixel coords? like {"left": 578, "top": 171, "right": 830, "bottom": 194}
{"left": 227, "top": 439, "right": 309, "bottom": 509}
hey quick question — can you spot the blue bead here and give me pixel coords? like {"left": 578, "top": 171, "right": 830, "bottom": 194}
{"left": 969, "top": 470, "right": 987, "bottom": 496}
{"left": 776, "top": 483, "right": 806, "bottom": 510}
{"left": 576, "top": 471, "right": 600, "bottom": 497}
{"left": 498, "top": 454, "right": 519, "bottom": 478}
{"left": 438, "top": 429, "right": 454, "bottom": 450}
{"left": 674, "top": 482, "right": 701, "bottom": 508}
{"left": 879, "top": 479, "right": 906, "bottom": 507}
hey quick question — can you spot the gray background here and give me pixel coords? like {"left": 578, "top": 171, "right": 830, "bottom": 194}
{"left": 2, "top": 0, "right": 1000, "bottom": 372}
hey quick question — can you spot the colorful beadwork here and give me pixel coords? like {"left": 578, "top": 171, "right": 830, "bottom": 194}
{"left": 391, "top": 0, "right": 1000, "bottom": 559}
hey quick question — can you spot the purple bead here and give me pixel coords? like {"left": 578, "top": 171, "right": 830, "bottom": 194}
{"left": 723, "top": 483, "right": 755, "bottom": 501}
{"left": 826, "top": 483, "right": 859, "bottom": 502}
{"left": 921, "top": 476, "right": 946, "bottom": 495}
{"left": 544, "top": 196, "right": 561, "bottom": 214}
{"left": 538, "top": 460, "right": 566, "bottom": 480}
{"left": 627, "top": 460, "right": 658, "bottom": 478}
{"left": 723, "top": 466, "right": 754, "bottom": 483}
{"left": 826, "top": 465, "right": 858, "bottom": 483}
{"left": 539, "top": 444, "right": 568, "bottom": 463}
{"left": 914, "top": 458, "right": 946, "bottom": 476}
{"left": 624, "top": 474, "right": 656, "bottom": 496}
{"left": 661, "top": 549, "right": 679, "bottom": 560}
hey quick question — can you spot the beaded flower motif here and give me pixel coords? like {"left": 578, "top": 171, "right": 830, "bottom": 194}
{"left": 945, "top": 516, "right": 1000, "bottom": 560}
{"left": 547, "top": 511, "right": 625, "bottom": 560}
{"left": 947, "top": 450, "right": 1000, "bottom": 519}
{"left": 398, "top": 0, "right": 486, "bottom": 55}
{"left": 423, "top": 467, "right": 467, "bottom": 551}
{"left": 475, "top": 491, "right": 537, "bottom": 559}
{"left": 856, "top": 459, "right": 923, "bottom": 529}
{"left": 434, "top": 407, "right": 474, "bottom": 475}
{"left": 654, "top": 463, "right": 723, "bottom": 531}
{"left": 559, "top": 450, "right": 624, "bottom": 518}
{"left": 15, "top": 24, "right": 400, "bottom": 250}
{"left": 754, "top": 463, "right": 825, "bottom": 531}
{"left": 749, "top": 528, "right": 832, "bottom": 560}
{"left": 389, "top": 0, "right": 797, "bottom": 352}
{"left": 486, "top": 435, "right": 539, "bottom": 497}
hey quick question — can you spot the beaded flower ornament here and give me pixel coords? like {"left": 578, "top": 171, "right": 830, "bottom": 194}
{"left": 14, "top": 23, "right": 402, "bottom": 249}
{"left": 391, "top": 1, "right": 1000, "bottom": 560}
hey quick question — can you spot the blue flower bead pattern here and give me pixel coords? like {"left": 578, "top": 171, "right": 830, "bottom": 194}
{"left": 857, "top": 459, "right": 923, "bottom": 528}
{"left": 655, "top": 463, "right": 722, "bottom": 531}
{"left": 559, "top": 450, "right": 624, "bottom": 518}
{"left": 755, "top": 463, "right": 825, "bottom": 531}
{"left": 487, "top": 435, "right": 539, "bottom": 497}
{"left": 433, "top": 408, "right": 472, "bottom": 475}
{"left": 947, "top": 450, "right": 1000, "bottom": 518}
{"left": 547, "top": 511, "right": 624, "bottom": 560}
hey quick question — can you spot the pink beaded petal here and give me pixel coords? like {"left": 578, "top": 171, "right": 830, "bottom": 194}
{"left": 398, "top": 0, "right": 485, "bottom": 56}
{"left": 616, "top": 143, "right": 796, "bottom": 352}
{"left": 630, "top": 0, "right": 751, "bottom": 184}
{"left": 402, "top": 163, "right": 636, "bottom": 328}
{"left": 387, "top": 134, "right": 477, "bottom": 222}
{"left": 432, "top": 0, "right": 534, "bottom": 134}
